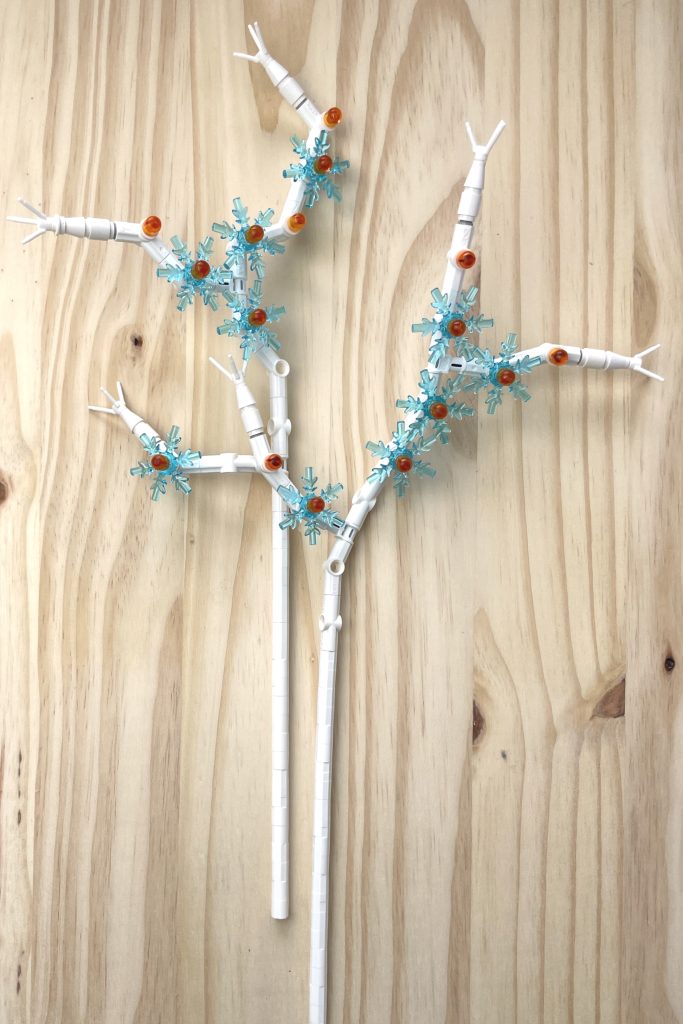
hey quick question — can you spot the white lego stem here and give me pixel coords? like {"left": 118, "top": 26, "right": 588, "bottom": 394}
{"left": 442, "top": 121, "right": 506, "bottom": 309}
{"left": 234, "top": 21, "right": 321, "bottom": 129}
{"left": 8, "top": 197, "right": 183, "bottom": 270}
{"left": 437, "top": 341, "right": 663, "bottom": 381}
{"left": 88, "top": 382, "right": 163, "bottom": 445}
{"left": 309, "top": 567, "right": 343, "bottom": 1024}
{"left": 185, "top": 453, "right": 257, "bottom": 474}
{"left": 269, "top": 368, "right": 292, "bottom": 919}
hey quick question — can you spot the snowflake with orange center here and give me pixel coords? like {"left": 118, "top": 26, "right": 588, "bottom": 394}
{"left": 278, "top": 468, "right": 344, "bottom": 545}
{"left": 156, "top": 235, "right": 221, "bottom": 312}
{"left": 130, "top": 426, "right": 201, "bottom": 501}
{"left": 217, "top": 280, "right": 286, "bottom": 361}
{"left": 366, "top": 421, "right": 437, "bottom": 497}
{"left": 396, "top": 370, "right": 475, "bottom": 444}
{"left": 411, "top": 286, "right": 494, "bottom": 363}
{"left": 283, "top": 127, "right": 350, "bottom": 207}
{"left": 213, "top": 198, "right": 285, "bottom": 279}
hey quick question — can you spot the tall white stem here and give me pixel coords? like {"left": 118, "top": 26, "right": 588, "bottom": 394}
{"left": 309, "top": 568, "right": 343, "bottom": 1024}
{"left": 269, "top": 367, "right": 291, "bottom": 919}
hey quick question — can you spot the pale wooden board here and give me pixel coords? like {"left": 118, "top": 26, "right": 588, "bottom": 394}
{"left": 0, "top": 1, "right": 681, "bottom": 1021}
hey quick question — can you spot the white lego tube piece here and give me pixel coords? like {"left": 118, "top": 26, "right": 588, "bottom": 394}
{"left": 234, "top": 22, "right": 321, "bottom": 129}
{"left": 435, "top": 341, "right": 664, "bottom": 381}
{"left": 87, "top": 381, "right": 163, "bottom": 444}
{"left": 7, "top": 198, "right": 183, "bottom": 270}
{"left": 185, "top": 453, "right": 258, "bottom": 474}
{"left": 308, "top": 568, "right": 343, "bottom": 1024}
{"left": 269, "top": 367, "right": 291, "bottom": 919}
{"left": 441, "top": 121, "right": 506, "bottom": 310}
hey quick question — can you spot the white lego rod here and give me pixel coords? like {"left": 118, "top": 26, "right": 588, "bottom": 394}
{"left": 308, "top": 567, "right": 343, "bottom": 1024}
{"left": 268, "top": 366, "right": 292, "bottom": 920}
{"left": 441, "top": 121, "right": 506, "bottom": 310}
{"left": 305, "top": 122, "right": 506, "bottom": 1024}
{"left": 234, "top": 21, "right": 321, "bottom": 129}
{"left": 436, "top": 342, "right": 664, "bottom": 381}
{"left": 7, "top": 198, "right": 183, "bottom": 270}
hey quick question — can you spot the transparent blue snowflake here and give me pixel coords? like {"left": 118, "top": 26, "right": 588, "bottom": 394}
{"left": 157, "top": 235, "right": 221, "bottom": 312}
{"left": 282, "top": 131, "right": 350, "bottom": 208}
{"left": 396, "top": 370, "right": 475, "bottom": 444}
{"left": 130, "top": 426, "right": 201, "bottom": 501}
{"left": 277, "top": 468, "right": 344, "bottom": 545}
{"left": 212, "top": 198, "right": 286, "bottom": 280}
{"left": 457, "top": 332, "right": 543, "bottom": 413}
{"left": 411, "top": 287, "right": 494, "bottom": 363}
{"left": 217, "top": 280, "right": 286, "bottom": 362}
{"left": 366, "top": 422, "right": 437, "bottom": 497}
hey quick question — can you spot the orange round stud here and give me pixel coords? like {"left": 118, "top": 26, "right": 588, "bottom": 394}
{"left": 455, "top": 249, "right": 477, "bottom": 269}
{"left": 323, "top": 107, "right": 343, "bottom": 128}
{"left": 141, "top": 215, "right": 162, "bottom": 238}
{"left": 429, "top": 402, "right": 449, "bottom": 420}
{"left": 549, "top": 347, "right": 569, "bottom": 365}
{"left": 313, "top": 155, "right": 333, "bottom": 175}
{"left": 151, "top": 453, "right": 171, "bottom": 471}
{"left": 496, "top": 368, "right": 517, "bottom": 387}
{"left": 264, "top": 453, "right": 284, "bottom": 471}
{"left": 244, "top": 224, "right": 265, "bottom": 244}
{"left": 395, "top": 455, "right": 413, "bottom": 473}
{"left": 287, "top": 213, "right": 306, "bottom": 233}
{"left": 248, "top": 308, "right": 268, "bottom": 327}
{"left": 306, "top": 496, "right": 326, "bottom": 514}
{"left": 190, "top": 259, "right": 211, "bottom": 280}
{"left": 447, "top": 318, "right": 467, "bottom": 337}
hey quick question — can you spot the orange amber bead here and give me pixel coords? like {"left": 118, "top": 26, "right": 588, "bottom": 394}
{"left": 314, "top": 155, "right": 333, "bottom": 175}
{"left": 323, "top": 107, "right": 343, "bottom": 128}
{"left": 549, "top": 347, "right": 569, "bottom": 365}
{"left": 455, "top": 249, "right": 477, "bottom": 269}
{"left": 141, "top": 215, "right": 162, "bottom": 238}
{"left": 151, "top": 453, "right": 171, "bottom": 471}
{"left": 497, "top": 368, "right": 517, "bottom": 387}
{"left": 264, "top": 453, "right": 284, "bottom": 471}
{"left": 395, "top": 455, "right": 413, "bottom": 473}
{"left": 191, "top": 259, "right": 211, "bottom": 280}
{"left": 287, "top": 213, "right": 306, "bottom": 233}
{"left": 306, "top": 496, "right": 326, "bottom": 514}
{"left": 447, "top": 318, "right": 467, "bottom": 337}
{"left": 429, "top": 402, "right": 449, "bottom": 420}
{"left": 244, "top": 224, "right": 265, "bottom": 244}
{"left": 248, "top": 308, "right": 268, "bottom": 326}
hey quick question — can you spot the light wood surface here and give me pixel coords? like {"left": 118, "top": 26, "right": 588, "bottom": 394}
{"left": 1, "top": 1, "right": 681, "bottom": 1021}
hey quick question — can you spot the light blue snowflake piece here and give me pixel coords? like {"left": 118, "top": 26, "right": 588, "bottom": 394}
{"left": 130, "top": 426, "right": 201, "bottom": 501}
{"left": 156, "top": 235, "right": 221, "bottom": 312}
{"left": 396, "top": 370, "right": 475, "bottom": 444}
{"left": 411, "top": 287, "right": 494, "bottom": 363}
{"left": 217, "top": 280, "right": 286, "bottom": 362}
{"left": 459, "top": 333, "right": 543, "bottom": 414}
{"left": 282, "top": 131, "right": 350, "bottom": 208}
{"left": 366, "top": 421, "right": 437, "bottom": 497}
{"left": 277, "top": 468, "right": 344, "bottom": 545}
{"left": 212, "top": 198, "right": 286, "bottom": 280}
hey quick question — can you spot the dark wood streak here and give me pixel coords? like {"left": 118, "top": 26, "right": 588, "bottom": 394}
{"left": 591, "top": 677, "right": 625, "bottom": 719}
{"left": 472, "top": 701, "right": 485, "bottom": 744}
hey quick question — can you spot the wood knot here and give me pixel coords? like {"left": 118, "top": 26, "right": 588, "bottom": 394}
{"left": 130, "top": 333, "right": 144, "bottom": 348}
{"left": 0, "top": 475, "right": 9, "bottom": 505}
{"left": 665, "top": 656, "right": 676, "bottom": 673}
{"left": 591, "top": 677, "right": 625, "bottom": 719}
{"left": 472, "top": 701, "right": 485, "bottom": 744}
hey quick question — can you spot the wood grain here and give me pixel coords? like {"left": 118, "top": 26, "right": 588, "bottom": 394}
{"left": 0, "top": 0, "right": 681, "bottom": 1021}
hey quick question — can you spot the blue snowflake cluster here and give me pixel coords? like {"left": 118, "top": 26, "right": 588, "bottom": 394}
{"left": 283, "top": 131, "right": 350, "bottom": 207}
{"left": 213, "top": 198, "right": 286, "bottom": 280}
{"left": 277, "top": 468, "right": 344, "bottom": 544}
{"left": 217, "top": 280, "right": 286, "bottom": 362}
{"left": 130, "top": 426, "right": 201, "bottom": 501}
{"left": 364, "top": 289, "right": 543, "bottom": 496}
{"left": 157, "top": 236, "right": 222, "bottom": 312}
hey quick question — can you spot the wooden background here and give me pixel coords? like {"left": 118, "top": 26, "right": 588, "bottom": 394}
{"left": 1, "top": 0, "right": 681, "bottom": 1021}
